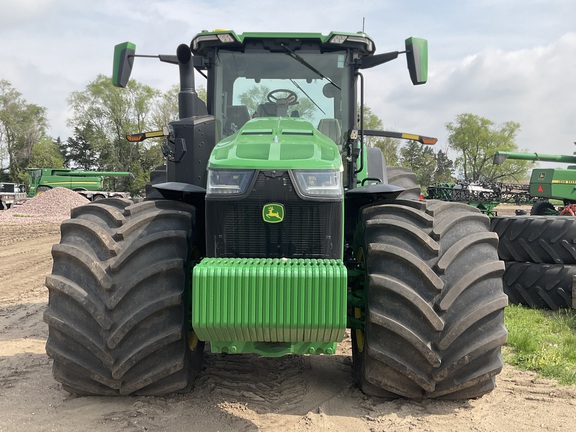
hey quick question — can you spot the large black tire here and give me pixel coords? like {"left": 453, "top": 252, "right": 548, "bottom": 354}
{"left": 386, "top": 166, "right": 421, "bottom": 200}
{"left": 44, "top": 198, "right": 204, "bottom": 395}
{"left": 352, "top": 199, "right": 507, "bottom": 399}
{"left": 503, "top": 261, "right": 574, "bottom": 310}
{"left": 491, "top": 216, "right": 576, "bottom": 264}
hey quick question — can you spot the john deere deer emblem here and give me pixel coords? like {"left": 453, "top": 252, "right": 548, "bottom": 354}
{"left": 263, "top": 203, "right": 284, "bottom": 223}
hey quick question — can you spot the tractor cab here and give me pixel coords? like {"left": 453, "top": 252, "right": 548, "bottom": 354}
{"left": 193, "top": 31, "right": 362, "bottom": 149}
{"left": 114, "top": 30, "right": 428, "bottom": 191}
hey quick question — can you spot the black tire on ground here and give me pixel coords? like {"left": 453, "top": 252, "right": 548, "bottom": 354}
{"left": 490, "top": 216, "right": 576, "bottom": 264}
{"left": 44, "top": 198, "right": 204, "bottom": 395}
{"left": 36, "top": 186, "right": 50, "bottom": 194}
{"left": 386, "top": 166, "right": 421, "bottom": 200}
{"left": 503, "top": 261, "right": 575, "bottom": 310}
{"left": 530, "top": 200, "right": 557, "bottom": 215}
{"left": 352, "top": 199, "right": 508, "bottom": 399}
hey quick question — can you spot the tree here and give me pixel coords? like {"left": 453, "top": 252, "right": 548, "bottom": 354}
{"left": 67, "top": 75, "right": 164, "bottom": 194}
{"left": 29, "top": 137, "right": 64, "bottom": 168}
{"left": 362, "top": 106, "right": 400, "bottom": 166}
{"left": 151, "top": 85, "right": 179, "bottom": 129}
{"left": 433, "top": 149, "right": 455, "bottom": 183}
{"left": 61, "top": 125, "right": 99, "bottom": 169}
{"left": 0, "top": 80, "right": 49, "bottom": 181}
{"left": 446, "top": 113, "right": 533, "bottom": 182}
{"left": 399, "top": 140, "right": 437, "bottom": 187}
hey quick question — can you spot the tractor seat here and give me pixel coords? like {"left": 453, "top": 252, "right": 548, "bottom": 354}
{"left": 317, "top": 118, "right": 342, "bottom": 148}
{"left": 225, "top": 105, "right": 251, "bottom": 133}
{"left": 256, "top": 102, "right": 277, "bottom": 117}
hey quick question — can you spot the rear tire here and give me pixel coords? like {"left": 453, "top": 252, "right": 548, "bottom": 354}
{"left": 353, "top": 199, "right": 507, "bottom": 399}
{"left": 145, "top": 165, "right": 167, "bottom": 200}
{"left": 386, "top": 166, "right": 421, "bottom": 200}
{"left": 44, "top": 198, "right": 204, "bottom": 395}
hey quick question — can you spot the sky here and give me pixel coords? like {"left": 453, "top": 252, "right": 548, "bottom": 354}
{"left": 1, "top": 0, "right": 575, "bottom": 171}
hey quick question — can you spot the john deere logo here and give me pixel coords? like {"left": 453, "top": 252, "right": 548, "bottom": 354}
{"left": 538, "top": 172, "right": 546, "bottom": 180}
{"left": 263, "top": 203, "right": 284, "bottom": 223}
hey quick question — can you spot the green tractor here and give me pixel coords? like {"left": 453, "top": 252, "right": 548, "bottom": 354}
{"left": 44, "top": 30, "right": 507, "bottom": 399}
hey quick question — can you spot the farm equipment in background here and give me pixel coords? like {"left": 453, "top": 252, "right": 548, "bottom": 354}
{"left": 493, "top": 150, "right": 576, "bottom": 215}
{"left": 427, "top": 180, "right": 534, "bottom": 216}
{"left": 490, "top": 150, "right": 576, "bottom": 310}
{"left": 0, "top": 182, "right": 27, "bottom": 210}
{"left": 27, "top": 168, "right": 132, "bottom": 200}
{"left": 43, "top": 29, "right": 507, "bottom": 399}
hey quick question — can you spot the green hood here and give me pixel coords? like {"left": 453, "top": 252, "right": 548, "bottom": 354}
{"left": 209, "top": 117, "right": 342, "bottom": 170}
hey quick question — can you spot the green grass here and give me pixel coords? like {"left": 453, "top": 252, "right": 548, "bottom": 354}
{"left": 504, "top": 305, "right": 576, "bottom": 385}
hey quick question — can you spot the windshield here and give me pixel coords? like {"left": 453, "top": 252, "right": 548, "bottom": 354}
{"left": 213, "top": 50, "right": 353, "bottom": 145}
{"left": 29, "top": 169, "right": 41, "bottom": 184}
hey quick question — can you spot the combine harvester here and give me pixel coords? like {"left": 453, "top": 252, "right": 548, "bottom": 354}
{"left": 27, "top": 168, "right": 132, "bottom": 201}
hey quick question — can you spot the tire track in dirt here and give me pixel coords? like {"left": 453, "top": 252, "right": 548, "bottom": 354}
{"left": 0, "top": 229, "right": 59, "bottom": 304}
{"left": 0, "top": 229, "right": 58, "bottom": 342}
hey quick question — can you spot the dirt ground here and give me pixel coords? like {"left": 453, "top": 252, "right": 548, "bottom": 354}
{"left": 1, "top": 209, "right": 575, "bottom": 432}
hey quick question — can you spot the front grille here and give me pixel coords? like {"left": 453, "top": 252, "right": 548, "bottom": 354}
{"left": 206, "top": 171, "right": 342, "bottom": 258}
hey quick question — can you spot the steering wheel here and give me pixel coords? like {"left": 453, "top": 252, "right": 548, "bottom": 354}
{"left": 267, "top": 89, "right": 298, "bottom": 105}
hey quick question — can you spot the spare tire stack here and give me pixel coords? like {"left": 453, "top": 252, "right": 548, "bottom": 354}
{"left": 491, "top": 216, "right": 576, "bottom": 310}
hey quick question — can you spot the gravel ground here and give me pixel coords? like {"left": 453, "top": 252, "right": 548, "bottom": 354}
{"left": 0, "top": 187, "right": 89, "bottom": 223}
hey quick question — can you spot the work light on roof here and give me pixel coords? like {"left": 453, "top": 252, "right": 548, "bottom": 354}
{"left": 192, "top": 33, "right": 235, "bottom": 51}
{"left": 329, "top": 35, "right": 348, "bottom": 44}
{"left": 217, "top": 33, "right": 235, "bottom": 43}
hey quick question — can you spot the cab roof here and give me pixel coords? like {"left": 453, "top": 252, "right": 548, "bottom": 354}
{"left": 190, "top": 29, "right": 376, "bottom": 57}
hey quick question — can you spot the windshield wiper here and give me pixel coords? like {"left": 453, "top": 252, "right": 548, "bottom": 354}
{"left": 289, "top": 79, "right": 326, "bottom": 115}
{"left": 281, "top": 44, "right": 341, "bottom": 91}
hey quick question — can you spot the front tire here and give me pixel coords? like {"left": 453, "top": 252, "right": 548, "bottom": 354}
{"left": 44, "top": 198, "right": 203, "bottom": 395}
{"left": 353, "top": 199, "right": 507, "bottom": 399}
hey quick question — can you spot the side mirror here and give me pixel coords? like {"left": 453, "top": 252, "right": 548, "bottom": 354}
{"left": 405, "top": 37, "right": 428, "bottom": 85}
{"left": 112, "top": 42, "right": 136, "bottom": 88}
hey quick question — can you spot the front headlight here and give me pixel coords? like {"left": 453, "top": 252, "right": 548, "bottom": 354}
{"left": 292, "top": 170, "right": 343, "bottom": 199}
{"left": 207, "top": 169, "right": 255, "bottom": 195}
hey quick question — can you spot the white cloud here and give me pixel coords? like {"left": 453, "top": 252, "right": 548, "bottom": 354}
{"left": 0, "top": 0, "right": 56, "bottom": 27}
{"left": 363, "top": 32, "right": 576, "bottom": 165}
